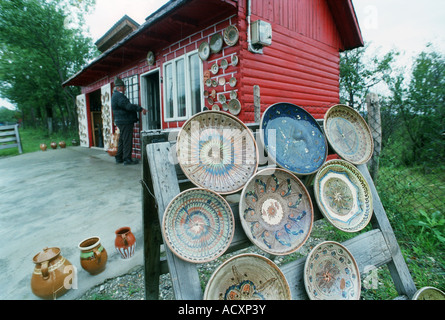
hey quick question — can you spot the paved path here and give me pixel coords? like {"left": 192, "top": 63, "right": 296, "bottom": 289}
{"left": 0, "top": 147, "right": 144, "bottom": 300}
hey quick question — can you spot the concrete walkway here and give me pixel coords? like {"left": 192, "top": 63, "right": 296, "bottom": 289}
{"left": 0, "top": 147, "right": 145, "bottom": 300}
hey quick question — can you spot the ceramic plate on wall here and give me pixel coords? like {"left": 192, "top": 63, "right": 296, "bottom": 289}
{"left": 260, "top": 102, "right": 328, "bottom": 175}
{"left": 304, "top": 241, "right": 361, "bottom": 300}
{"left": 314, "top": 159, "right": 373, "bottom": 232}
{"left": 223, "top": 25, "right": 239, "bottom": 47}
{"left": 146, "top": 51, "right": 155, "bottom": 66}
{"left": 239, "top": 168, "right": 313, "bottom": 255}
{"left": 199, "top": 42, "right": 210, "bottom": 61}
{"left": 204, "top": 253, "right": 291, "bottom": 300}
{"left": 162, "top": 188, "right": 234, "bottom": 263}
{"left": 324, "top": 104, "right": 374, "bottom": 165}
{"left": 220, "top": 59, "right": 228, "bottom": 70}
{"left": 210, "top": 33, "right": 223, "bottom": 53}
{"left": 176, "top": 111, "right": 259, "bottom": 194}
{"left": 231, "top": 54, "right": 238, "bottom": 66}
{"left": 228, "top": 99, "right": 241, "bottom": 116}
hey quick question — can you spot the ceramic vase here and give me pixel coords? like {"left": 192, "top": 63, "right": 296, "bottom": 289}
{"left": 50, "top": 142, "right": 57, "bottom": 149}
{"left": 107, "top": 147, "right": 117, "bottom": 157}
{"left": 30, "top": 247, "right": 74, "bottom": 300}
{"left": 59, "top": 141, "right": 66, "bottom": 148}
{"left": 115, "top": 227, "right": 136, "bottom": 259}
{"left": 78, "top": 236, "right": 108, "bottom": 275}
{"left": 40, "top": 143, "right": 47, "bottom": 151}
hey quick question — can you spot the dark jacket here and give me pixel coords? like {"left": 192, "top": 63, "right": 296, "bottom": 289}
{"left": 111, "top": 90, "right": 143, "bottom": 125}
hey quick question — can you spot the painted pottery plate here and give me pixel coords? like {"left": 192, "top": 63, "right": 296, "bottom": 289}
{"left": 162, "top": 188, "right": 234, "bottom": 263}
{"left": 222, "top": 103, "right": 229, "bottom": 111}
{"left": 260, "top": 102, "right": 328, "bottom": 175}
{"left": 228, "top": 99, "right": 241, "bottom": 116}
{"left": 218, "top": 77, "right": 226, "bottom": 86}
{"left": 229, "top": 77, "right": 237, "bottom": 87}
{"left": 324, "top": 104, "right": 374, "bottom": 165}
{"left": 199, "top": 42, "right": 210, "bottom": 61}
{"left": 230, "top": 90, "right": 237, "bottom": 99}
{"left": 177, "top": 111, "right": 259, "bottom": 194}
{"left": 220, "top": 59, "right": 228, "bottom": 70}
{"left": 232, "top": 54, "right": 238, "bottom": 66}
{"left": 146, "top": 51, "right": 155, "bottom": 66}
{"left": 239, "top": 168, "right": 313, "bottom": 255}
{"left": 204, "top": 253, "right": 291, "bottom": 300}
{"left": 314, "top": 159, "right": 373, "bottom": 232}
{"left": 205, "top": 79, "right": 212, "bottom": 87}
{"left": 211, "top": 63, "right": 219, "bottom": 75}
{"left": 212, "top": 104, "right": 220, "bottom": 111}
{"left": 210, "top": 33, "right": 223, "bottom": 53}
{"left": 218, "top": 93, "right": 226, "bottom": 104}
{"left": 304, "top": 241, "right": 361, "bottom": 300}
{"left": 412, "top": 287, "right": 445, "bottom": 300}
{"left": 224, "top": 25, "right": 239, "bottom": 47}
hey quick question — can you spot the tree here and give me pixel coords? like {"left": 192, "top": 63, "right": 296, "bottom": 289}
{"left": 0, "top": 0, "right": 98, "bottom": 132}
{"left": 339, "top": 42, "right": 398, "bottom": 111}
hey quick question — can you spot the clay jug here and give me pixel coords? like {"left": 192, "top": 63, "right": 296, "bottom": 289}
{"left": 31, "top": 247, "right": 74, "bottom": 300}
{"left": 59, "top": 141, "right": 66, "bottom": 148}
{"left": 115, "top": 227, "right": 136, "bottom": 259}
{"left": 40, "top": 143, "right": 47, "bottom": 151}
{"left": 50, "top": 142, "right": 57, "bottom": 149}
{"left": 78, "top": 236, "right": 108, "bottom": 275}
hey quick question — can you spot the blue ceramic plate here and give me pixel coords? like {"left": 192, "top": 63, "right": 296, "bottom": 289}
{"left": 260, "top": 103, "right": 328, "bottom": 175}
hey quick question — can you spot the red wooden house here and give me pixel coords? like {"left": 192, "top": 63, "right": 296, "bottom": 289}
{"left": 63, "top": 0, "right": 363, "bottom": 159}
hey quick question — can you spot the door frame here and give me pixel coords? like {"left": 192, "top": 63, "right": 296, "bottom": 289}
{"left": 140, "top": 68, "right": 162, "bottom": 131}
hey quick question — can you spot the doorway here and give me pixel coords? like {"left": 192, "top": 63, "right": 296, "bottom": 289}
{"left": 141, "top": 70, "right": 161, "bottom": 130}
{"left": 88, "top": 89, "right": 104, "bottom": 148}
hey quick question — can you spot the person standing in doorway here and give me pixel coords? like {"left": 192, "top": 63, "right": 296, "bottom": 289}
{"left": 111, "top": 76, "right": 147, "bottom": 165}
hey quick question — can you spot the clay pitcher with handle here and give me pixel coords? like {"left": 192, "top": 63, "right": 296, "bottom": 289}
{"left": 115, "top": 227, "right": 136, "bottom": 259}
{"left": 30, "top": 247, "right": 74, "bottom": 300}
{"left": 78, "top": 236, "right": 108, "bottom": 275}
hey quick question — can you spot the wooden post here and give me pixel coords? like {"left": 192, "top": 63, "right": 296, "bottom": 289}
{"left": 366, "top": 93, "right": 382, "bottom": 181}
{"left": 253, "top": 85, "right": 261, "bottom": 123}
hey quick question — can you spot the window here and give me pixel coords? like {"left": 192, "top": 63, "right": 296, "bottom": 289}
{"left": 163, "top": 50, "right": 203, "bottom": 121}
{"left": 123, "top": 75, "right": 139, "bottom": 105}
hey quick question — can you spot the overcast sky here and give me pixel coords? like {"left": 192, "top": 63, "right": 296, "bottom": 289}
{"left": 2, "top": 0, "right": 444, "bottom": 109}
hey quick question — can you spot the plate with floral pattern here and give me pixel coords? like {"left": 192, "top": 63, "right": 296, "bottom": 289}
{"left": 314, "top": 159, "right": 373, "bottom": 232}
{"left": 176, "top": 111, "right": 259, "bottom": 194}
{"left": 304, "top": 241, "right": 361, "bottom": 300}
{"left": 162, "top": 188, "right": 234, "bottom": 263}
{"left": 239, "top": 168, "right": 313, "bottom": 255}
{"left": 324, "top": 104, "right": 374, "bottom": 165}
{"left": 204, "top": 253, "right": 291, "bottom": 300}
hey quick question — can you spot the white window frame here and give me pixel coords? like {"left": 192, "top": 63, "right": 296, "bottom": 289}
{"left": 123, "top": 75, "right": 139, "bottom": 105}
{"left": 163, "top": 49, "right": 203, "bottom": 122}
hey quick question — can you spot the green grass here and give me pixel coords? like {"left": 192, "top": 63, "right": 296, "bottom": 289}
{"left": 0, "top": 127, "right": 79, "bottom": 157}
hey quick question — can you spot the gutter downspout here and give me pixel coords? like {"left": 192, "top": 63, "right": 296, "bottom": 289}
{"left": 247, "top": 0, "right": 263, "bottom": 54}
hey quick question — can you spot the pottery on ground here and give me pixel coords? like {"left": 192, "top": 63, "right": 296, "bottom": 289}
{"left": 40, "top": 143, "right": 47, "bottom": 151}
{"left": 30, "top": 247, "right": 74, "bottom": 300}
{"left": 50, "top": 142, "right": 57, "bottom": 149}
{"left": 107, "top": 147, "right": 117, "bottom": 157}
{"left": 115, "top": 227, "right": 136, "bottom": 259}
{"left": 59, "top": 141, "right": 66, "bottom": 148}
{"left": 78, "top": 236, "right": 108, "bottom": 275}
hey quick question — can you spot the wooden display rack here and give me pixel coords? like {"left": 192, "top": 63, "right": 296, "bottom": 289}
{"left": 141, "top": 126, "right": 417, "bottom": 300}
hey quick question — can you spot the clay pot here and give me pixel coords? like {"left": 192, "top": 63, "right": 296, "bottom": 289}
{"left": 50, "top": 142, "right": 57, "bottom": 149}
{"left": 30, "top": 247, "right": 74, "bottom": 300}
{"left": 40, "top": 143, "right": 47, "bottom": 151}
{"left": 71, "top": 139, "right": 79, "bottom": 146}
{"left": 107, "top": 147, "right": 117, "bottom": 157}
{"left": 59, "top": 141, "right": 66, "bottom": 148}
{"left": 115, "top": 227, "right": 136, "bottom": 259}
{"left": 78, "top": 236, "right": 108, "bottom": 275}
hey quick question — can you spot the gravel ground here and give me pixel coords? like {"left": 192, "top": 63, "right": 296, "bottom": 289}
{"left": 77, "top": 221, "right": 328, "bottom": 300}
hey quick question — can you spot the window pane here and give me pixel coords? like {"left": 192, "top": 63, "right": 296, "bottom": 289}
{"left": 189, "top": 53, "right": 202, "bottom": 115}
{"left": 165, "top": 63, "right": 174, "bottom": 119}
{"left": 176, "top": 58, "right": 186, "bottom": 118}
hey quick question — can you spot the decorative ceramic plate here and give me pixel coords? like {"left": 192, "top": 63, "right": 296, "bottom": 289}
{"left": 412, "top": 287, "right": 445, "bottom": 300}
{"left": 239, "top": 168, "right": 313, "bottom": 255}
{"left": 304, "top": 241, "right": 361, "bottom": 300}
{"left": 222, "top": 103, "right": 229, "bottom": 111}
{"left": 199, "top": 42, "right": 210, "bottom": 61}
{"left": 314, "top": 159, "right": 373, "bottom": 232}
{"left": 177, "top": 111, "right": 259, "bottom": 194}
{"left": 223, "top": 25, "right": 239, "bottom": 47}
{"left": 210, "top": 33, "right": 223, "bottom": 53}
{"left": 205, "top": 79, "right": 212, "bottom": 87}
{"left": 260, "top": 102, "right": 328, "bottom": 175}
{"left": 211, "top": 63, "right": 219, "bottom": 75}
{"left": 162, "top": 188, "right": 234, "bottom": 263}
{"left": 230, "top": 90, "right": 237, "bottom": 99}
{"left": 204, "top": 253, "right": 291, "bottom": 300}
{"left": 324, "top": 104, "right": 374, "bottom": 165}
{"left": 229, "top": 77, "right": 237, "bottom": 87}
{"left": 218, "top": 77, "right": 226, "bottom": 86}
{"left": 228, "top": 99, "right": 241, "bottom": 116}
{"left": 207, "top": 97, "right": 214, "bottom": 106}
{"left": 232, "top": 54, "right": 238, "bottom": 66}
{"left": 212, "top": 104, "right": 221, "bottom": 111}
{"left": 218, "top": 93, "right": 226, "bottom": 104}
{"left": 146, "top": 51, "right": 155, "bottom": 66}
{"left": 220, "top": 59, "right": 228, "bottom": 70}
